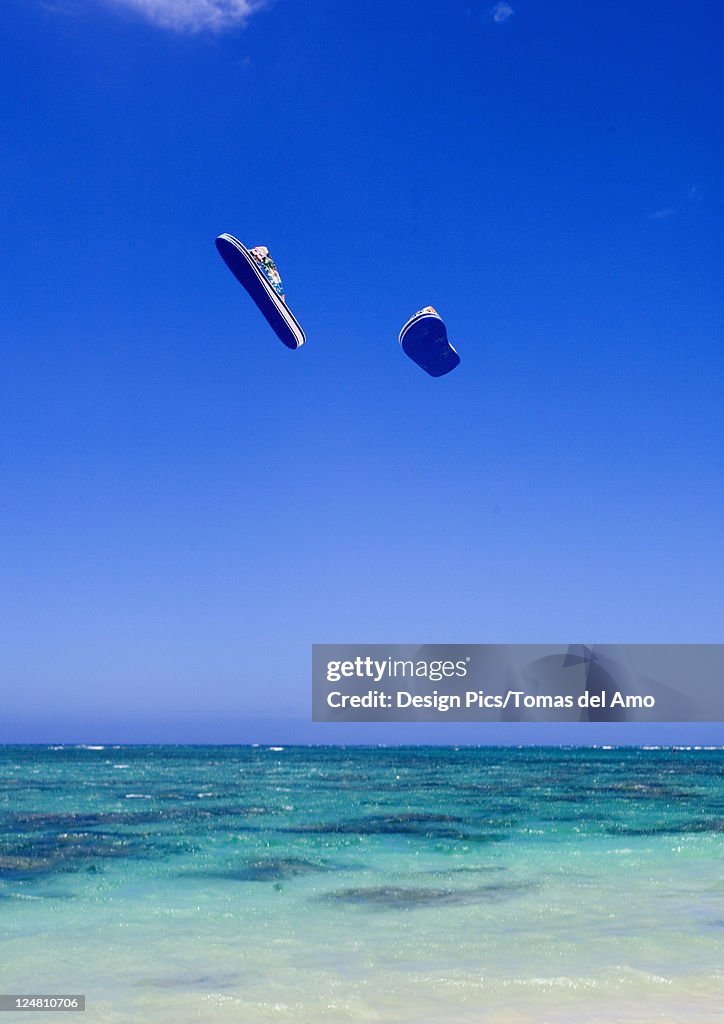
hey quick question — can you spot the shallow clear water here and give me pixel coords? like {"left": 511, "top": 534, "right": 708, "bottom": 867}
{"left": 1, "top": 746, "right": 722, "bottom": 1022}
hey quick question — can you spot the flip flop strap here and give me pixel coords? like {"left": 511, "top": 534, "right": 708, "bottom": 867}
{"left": 249, "top": 246, "right": 285, "bottom": 301}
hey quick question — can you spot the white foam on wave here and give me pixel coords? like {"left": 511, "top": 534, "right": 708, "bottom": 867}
{"left": 506, "top": 976, "right": 601, "bottom": 990}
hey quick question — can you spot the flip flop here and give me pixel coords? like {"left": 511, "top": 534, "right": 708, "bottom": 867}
{"left": 398, "top": 306, "right": 460, "bottom": 376}
{"left": 215, "top": 234, "right": 306, "bottom": 350}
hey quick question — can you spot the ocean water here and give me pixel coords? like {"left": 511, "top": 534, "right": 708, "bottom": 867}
{"left": 1, "top": 745, "right": 722, "bottom": 1023}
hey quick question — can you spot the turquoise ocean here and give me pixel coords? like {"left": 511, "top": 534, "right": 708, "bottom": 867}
{"left": 1, "top": 746, "right": 722, "bottom": 1023}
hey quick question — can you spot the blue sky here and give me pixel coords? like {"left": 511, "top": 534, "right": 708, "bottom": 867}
{"left": 1, "top": 0, "right": 723, "bottom": 743}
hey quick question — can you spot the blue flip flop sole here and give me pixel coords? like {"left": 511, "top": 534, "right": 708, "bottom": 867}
{"left": 215, "top": 234, "right": 306, "bottom": 350}
{"left": 399, "top": 313, "right": 460, "bottom": 377}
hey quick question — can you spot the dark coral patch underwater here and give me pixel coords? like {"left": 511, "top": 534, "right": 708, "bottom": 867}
{"left": 322, "top": 879, "right": 536, "bottom": 910}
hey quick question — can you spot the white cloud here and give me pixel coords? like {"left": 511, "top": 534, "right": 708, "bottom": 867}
{"left": 104, "top": 0, "right": 270, "bottom": 33}
{"left": 491, "top": 2, "right": 514, "bottom": 23}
